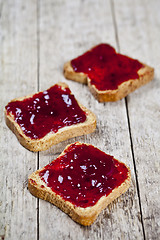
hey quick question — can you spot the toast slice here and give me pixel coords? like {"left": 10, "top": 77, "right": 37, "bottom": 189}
{"left": 5, "top": 83, "right": 96, "bottom": 152}
{"left": 28, "top": 142, "right": 131, "bottom": 226}
{"left": 64, "top": 44, "right": 154, "bottom": 102}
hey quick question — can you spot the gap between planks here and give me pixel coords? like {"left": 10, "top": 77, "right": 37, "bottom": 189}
{"left": 37, "top": 0, "right": 40, "bottom": 239}
{"left": 110, "top": 0, "right": 146, "bottom": 239}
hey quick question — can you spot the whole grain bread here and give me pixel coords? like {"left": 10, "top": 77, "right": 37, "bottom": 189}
{"left": 5, "top": 83, "right": 96, "bottom": 152}
{"left": 28, "top": 142, "right": 131, "bottom": 226}
{"left": 64, "top": 52, "right": 154, "bottom": 102}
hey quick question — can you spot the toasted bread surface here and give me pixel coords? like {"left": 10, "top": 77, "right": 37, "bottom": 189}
{"left": 5, "top": 83, "right": 96, "bottom": 151}
{"left": 64, "top": 62, "right": 88, "bottom": 84}
{"left": 63, "top": 49, "right": 154, "bottom": 102}
{"left": 28, "top": 142, "right": 131, "bottom": 226}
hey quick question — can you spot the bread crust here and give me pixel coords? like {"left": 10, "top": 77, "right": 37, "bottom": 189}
{"left": 28, "top": 142, "right": 131, "bottom": 226}
{"left": 64, "top": 62, "right": 88, "bottom": 84}
{"left": 63, "top": 61, "right": 154, "bottom": 102}
{"left": 5, "top": 83, "right": 96, "bottom": 152}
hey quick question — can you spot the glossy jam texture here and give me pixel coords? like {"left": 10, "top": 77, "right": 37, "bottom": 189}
{"left": 39, "top": 143, "right": 129, "bottom": 208}
{"left": 5, "top": 85, "right": 86, "bottom": 139}
{"left": 71, "top": 43, "right": 143, "bottom": 90}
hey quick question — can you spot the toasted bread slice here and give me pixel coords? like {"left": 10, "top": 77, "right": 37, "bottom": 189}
{"left": 64, "top": 61, "right": 88, "bottom": 85}
{"left": 63, "top": 44, "right": 154, "bottom": 102}
{"left": 28, "top": 142, "right": 131, "bottom": 226}
{"left": 5, "top": 83, "right": 96, "bottom": 152}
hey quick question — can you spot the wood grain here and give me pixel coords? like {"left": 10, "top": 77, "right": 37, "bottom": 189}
{"left": 0, "top": 0, "right": 38, "bottom": 239}
{"left": 38, "top": 0, "right": 143, "bottom": 239}
{"left": 114, "top": 0, "right": 160, "bottom": 239}
{"left": 1, "top": 0, "right": 159, "bottom": 239}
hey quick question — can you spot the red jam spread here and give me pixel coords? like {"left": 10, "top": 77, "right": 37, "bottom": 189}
{"left": 71, "top": 43, "right": 143, "bottom": 91}
{"left": 5, "top": 85, "right": 86, "bottom": 139}
{"left": 39, "top": 143, "right": 129, "bottom": 208}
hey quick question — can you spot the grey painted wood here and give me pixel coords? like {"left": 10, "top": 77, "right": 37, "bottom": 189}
{"left": 1, "top": 0, "right": 159, "bottom": 239}
{"left": 0, "top": 0, "right": 38, "bottom": 239}
{"left": 114, "top": 0, "right": 160, "bottom": 239}
{"left": 38, "top": 0, "right": 143, "bottom": 239}
{"left": 0, "top": 0, "right": 3, "bottom": 19}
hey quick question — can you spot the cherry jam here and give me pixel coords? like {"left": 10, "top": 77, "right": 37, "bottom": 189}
{"left": 5, "top": 85, "right": 86, "bottom": 139}
{"left": 39, "top": 143, "right": 129, "bottom": 208}
{"left": 71, "top": 43, "right": 143, "bottom": 90}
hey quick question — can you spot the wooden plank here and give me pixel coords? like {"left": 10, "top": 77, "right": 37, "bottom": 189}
{"left": 0, "top": 0, "right": 38, "bottom": 239}
{"left": 114, "top": 0, "right": 160, "bottom": 239}
{"left": 0, "top": 0, "right": 3, "bottom": 19}
{"left": 38, "top": 0, "right": 143, "bottom": 239}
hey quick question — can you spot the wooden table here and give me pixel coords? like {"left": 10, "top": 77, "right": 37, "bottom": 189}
{"left": 1, "top": 0, "right": 160, "bottom": 239}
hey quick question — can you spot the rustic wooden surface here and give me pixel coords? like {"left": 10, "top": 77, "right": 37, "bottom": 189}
{"left": 0, "top": 0, "right": 159, "bottom": 239}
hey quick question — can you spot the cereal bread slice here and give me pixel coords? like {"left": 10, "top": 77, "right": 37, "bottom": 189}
{"left": 63, "top": 44, "right": 154, "bottom": 102}
{"left": 5, "top": 83, "right": 96, "bottom": 152}
{"left": 28, "top": 142, "right": 131, "bottom": 226}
